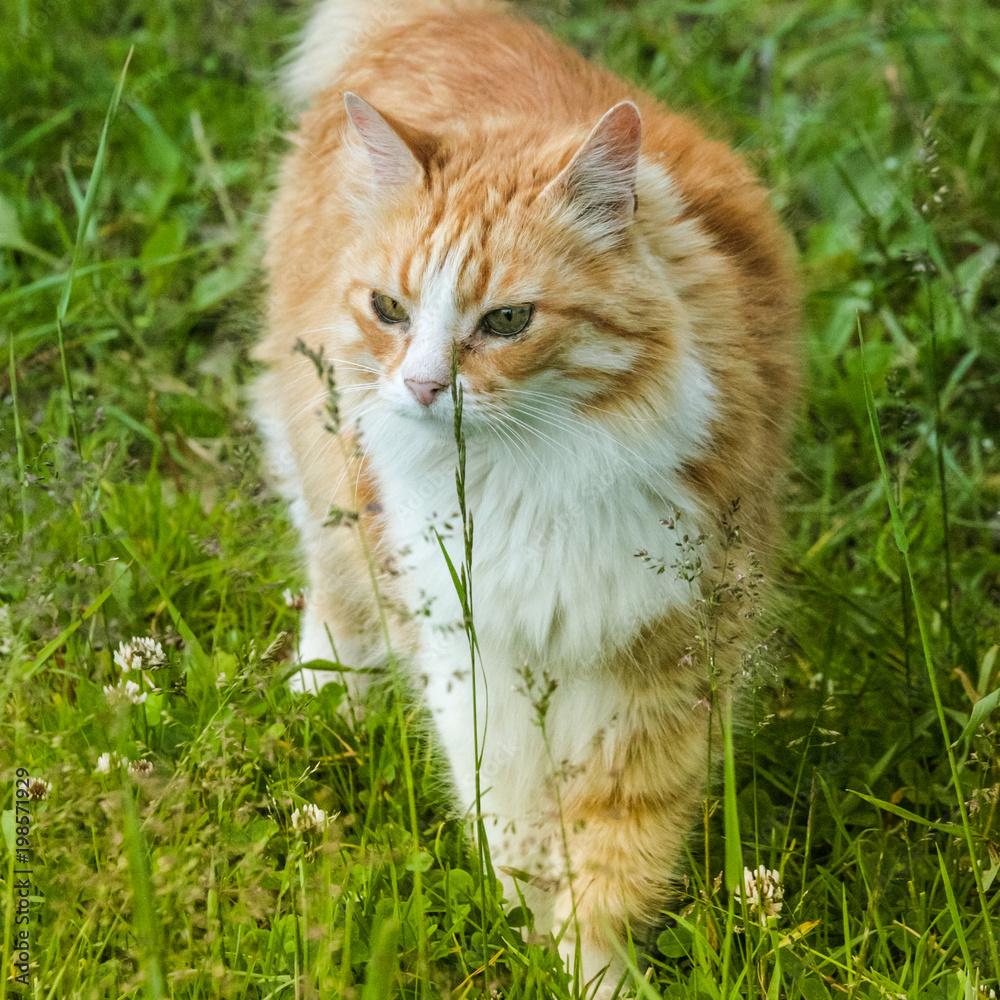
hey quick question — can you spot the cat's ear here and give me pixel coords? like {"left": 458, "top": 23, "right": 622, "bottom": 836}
{"left": 344, "top": 92, "right": 425, "bottom": 189}
{"left": 546, "top": 101, "right": 642, "bottom": 234}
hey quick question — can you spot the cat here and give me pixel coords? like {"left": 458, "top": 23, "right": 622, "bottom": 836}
{"left": 252, "top": 0, "right": 799, "bottom": 992}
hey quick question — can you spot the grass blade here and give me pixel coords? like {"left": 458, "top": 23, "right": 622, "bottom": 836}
{"left": 7, "top": 333, "right": 28, "bottom": 535}
{"left": 857, "top": 314, "right": 1000, "bottom": 980}
{"left": 23, "top": 569, "right": 123, "bottom": 678}
{"left": 721, "top": 697, "right": 743, "bottom": 892}
{"left": 55, "top": 46, "right": 133, "bottom": 450}
{"left": 122, "top": 779, "right": 166, "bottom": 999}
{"left": 848, "top": 790, "right": 964, "bottom": 837}
{"left": 937, "top": 846, "right": 974, "bottom": 973}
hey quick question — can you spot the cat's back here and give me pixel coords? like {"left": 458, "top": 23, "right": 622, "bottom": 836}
{"left": 291, "top": 0, "right": 618, "bottom": 124}
{"left": 297, "top": 1, "right": 756, "bottom": 193}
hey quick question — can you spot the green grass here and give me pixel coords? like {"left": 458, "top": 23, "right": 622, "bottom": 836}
{"left": 2, "top": 0, "right": 999, "bottom": 997}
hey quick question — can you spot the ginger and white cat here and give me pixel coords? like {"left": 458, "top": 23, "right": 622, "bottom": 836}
{"left": 253, "top": 0, "right": 798, "bottom": 992}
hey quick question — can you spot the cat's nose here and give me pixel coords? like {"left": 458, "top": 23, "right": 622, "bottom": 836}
{"left": 404, "top": 379, "right": 449, "bottom": 407}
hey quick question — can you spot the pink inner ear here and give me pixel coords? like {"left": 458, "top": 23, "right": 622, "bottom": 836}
{"left": 554, "top": 101, "right": 643, "bottom": 224}
{"left": 344, "top": 92, "right": 422, "bottom": 188}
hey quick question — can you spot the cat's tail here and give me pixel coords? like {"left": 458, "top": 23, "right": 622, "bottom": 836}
{"left": 283, "top": 0, "right": 505, "bottom": 107}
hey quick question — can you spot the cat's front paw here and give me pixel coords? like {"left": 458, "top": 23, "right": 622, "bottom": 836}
{"left": 557, "top": 936, "right": 625, "bottom": 1000}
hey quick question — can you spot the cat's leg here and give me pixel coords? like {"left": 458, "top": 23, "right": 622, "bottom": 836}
{"left": 420, "top": 643, "right": 630, "bottom": 989}
{"left": 287, "top": 497, "right": 416, "bottom": 712}
{"left": 419, "top": 629, "right": 711, "bottom": 994}
{"left": 254, "top": 367, "right": 407, "bottom": 704}
{"left": 547, "top": 704, "right": 711, "bottom": 995}
{"left": 471, "top": 693, "right": 711, "bottom": 995}
{"left": 290, "top": 570, "right": 388, "bottom": 699}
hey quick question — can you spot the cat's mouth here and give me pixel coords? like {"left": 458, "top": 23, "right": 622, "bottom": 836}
{"left": 390, "top": 385, "right": 500, "bottom": 434}
{"left": 387, "top": 383, "right": 457, "bottom": 422}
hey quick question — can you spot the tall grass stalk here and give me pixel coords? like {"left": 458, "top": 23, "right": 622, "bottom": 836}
{"left": 121, "top": 779, "right": 166, "bottom": 1000}
{"left": 388, "top": 691, "right": 427, "bottom": 992}
{"left": 42, "top": 909, "right": 96, "bottom": 1000}
{"left": 7, "top": 334, "right": 28, "bottom": 536}
{"left": 54, "top": 48, "right": 132, "bottom": 452}
{"left": 436, "top": 342, "right": 493, "bottom": 989}
{"left": 936, "top": 846, "right": 974, "bottom": 975}
{"left": 923, "top": 277, "right": 956, "bottom": 642}
{"left": 349, "top": 459, "right": 427, "bottom": 992}
{"left": 719, "top": 696, "right": 742, "bottom": 1000}
{"left": 858, "top": 316, "right": 1000, "bottom": 981}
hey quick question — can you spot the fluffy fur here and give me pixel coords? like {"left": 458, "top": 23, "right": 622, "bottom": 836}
{"left": 253, "top": 0, "right": 799, "bottom": 991}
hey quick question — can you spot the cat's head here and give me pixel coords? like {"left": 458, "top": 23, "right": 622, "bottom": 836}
{"left": 337, "top": 93, "right": 684, "bottom": 432}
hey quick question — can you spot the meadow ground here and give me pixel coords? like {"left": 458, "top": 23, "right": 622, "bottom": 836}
{"left": 1, "top": 0, "right": 999, "bottom": 997}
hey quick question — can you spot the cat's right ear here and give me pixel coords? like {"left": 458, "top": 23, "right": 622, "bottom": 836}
{"left": 344, "top": 92, "right": 425, "bottom": 189}
{"left": 544, "top": 101, "right": 642, "bottom": 240}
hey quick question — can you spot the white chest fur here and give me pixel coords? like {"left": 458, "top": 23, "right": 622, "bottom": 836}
{"left": 356, "top": 354, "right": 717, "bottom": 819}
{"left": 362, "top": 381, "right": 712, "bottom": 668}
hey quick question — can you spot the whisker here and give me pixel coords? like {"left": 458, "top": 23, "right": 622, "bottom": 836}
{"left": 497, "top": 411, "right": 580, "bottom": 461}
{"left": 297, "top": 433, "right": 341, "bottom": 499}
{"left": 487, "top": 418, "right": 544, "bottom": 484}
{"left": 335, "top": 382, "right": 380, "bottom": 394}
{"left": 497, "top": 423, "right": 548, "bottom": 485}
{"left": 323, "top": 359, "right": 383, "bottom": 377}
{"left": 260, "top": 361, "right": 371, "bottom": 401}
{"left": 294, "top": 400, "right": 380, "bottom": 482}
{"left": 349, "top": 412, "right": 393, "bottom": 510}
{"left": 281, "top": 388, "right": 334, "bottom": 428}
{"left": 507, "top": 399, "right": 661, "bottom": 478}
{"left": 505, "top": 385, "right": 658, "bottom": 425}
{"left": 502, "top": 400, "right": 611, "bottom": 449}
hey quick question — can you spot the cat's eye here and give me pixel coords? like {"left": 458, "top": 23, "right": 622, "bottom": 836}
{"left": 371, "top": 291, "right": 409, "bottom": 324}
{"left": 481, "top": 304, "right": 533, "bottom": 337}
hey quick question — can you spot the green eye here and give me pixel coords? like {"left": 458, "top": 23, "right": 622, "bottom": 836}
{"left": 371, "top": 291, "right": 409, "bottom": 324}
{"left": 481, "top": 304, "right": 533, "bottom": 337}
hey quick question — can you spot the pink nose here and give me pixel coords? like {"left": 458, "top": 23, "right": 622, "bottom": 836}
{"left": 404, "top": 379, "right": 449, "bottom": 407}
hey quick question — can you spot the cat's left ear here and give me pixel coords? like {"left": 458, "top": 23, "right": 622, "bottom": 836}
{"left": 545, "top": 101, "right": 642, "bottom": 235}
{"left": 344, "top": 92, "right": 427, "bottom": 189}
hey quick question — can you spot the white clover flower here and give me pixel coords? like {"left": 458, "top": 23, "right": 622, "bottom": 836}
{"left": 735, "top": 865, "right": 784, "bottom": 924}
{"left": 103, "top": 680, "right": 147, "bottom": 705}
{"left": 216, "top": 672, "right": 228, "bottom": 689}
{"left": 96, "top": 751, "right": 126, "bottom": 775}
{"left": 130, "top": 759, "right": 153, "bottom": 779}
{"left": 26, "top": 777, "right": 51, "bottom": 801}
{"left": 291, "top": 803, "right": 331, "bottom": 834}
{"left": 283, "top": 588, "right": 305, "bottom": 610}
{"left": 113, "top": 637, "right": 166, "bottom": 673}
